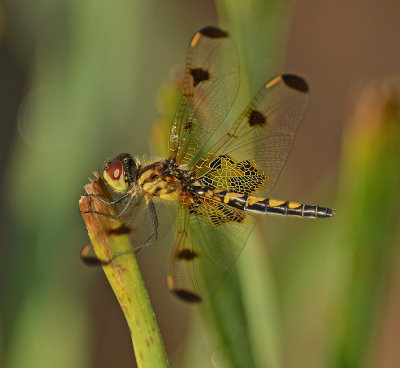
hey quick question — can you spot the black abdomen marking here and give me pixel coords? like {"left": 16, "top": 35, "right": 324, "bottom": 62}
{"left": 211, "top": 192, "right": 335, "bottom": 218}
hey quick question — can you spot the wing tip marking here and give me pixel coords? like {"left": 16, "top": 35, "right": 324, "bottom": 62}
{"left": 265, "top": 74, "right": 309, "bottom": 93}
{"left": 176, "top": 248, "right": 198, "bottom": 260}
{"left": 282, "top": 74, "right": 309, "bottom": 93}
{"left": 191, "top": 26, "right": 228, "bottom": 47}
{"left": 172, "top": 289, "right": 203, "bottom": 303}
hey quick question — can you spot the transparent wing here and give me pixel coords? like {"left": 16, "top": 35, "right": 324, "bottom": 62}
{"left": 168, "top": 26, "right": 240, "bottom": 166}
{"left": 112, "top": 189, "right": 176, "bottom": 251}
{"left": 167, "top": 197, "right": 255, "bottom": 302}
{"left": 194, "top": 74, "right": 309, "bottom": 196}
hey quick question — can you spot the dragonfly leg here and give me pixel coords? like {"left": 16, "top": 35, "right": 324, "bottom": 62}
{"left": 80, "top": 191, "right": 137, "bottom": 220}
{"left": 80, "top": 210, "right": 125, "bottom": 220}
{"left": 109, "top": 200, "right": 159, "bottom": 260}
{"left": 135, "top": 200, "right": 159, "bottom": 254}
{"left": 80, "top": 200, "right": 159, "bottom": 265}
{"left": 82, "top": 192, "right": 130, "bottom": 206}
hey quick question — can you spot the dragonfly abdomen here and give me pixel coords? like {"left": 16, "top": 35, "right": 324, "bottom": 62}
{"left": 246, "top": 197, "right": 334, "bottom": 218}
{"left": 212, "top": 191, "right": 335, "bottom": 218}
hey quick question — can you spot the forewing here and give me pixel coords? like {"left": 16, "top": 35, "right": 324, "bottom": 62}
{"left": 168, "top": 26, "right": 240, "bottom": 166}
{"left": 194, "top": 75, "right": 309, "bottom": 196}
{"left": 167, "top": 198, "right": 255, "bottom": 302}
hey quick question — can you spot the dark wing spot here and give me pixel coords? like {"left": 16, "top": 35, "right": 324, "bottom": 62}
{"left": 199, "top": 26, "right": 228, "bottom": 38}
{"left": 176, "top": 248, "right": 198, "bottom": 261}
{"left": 108, "top": 224, "right": 132, "bottom": 235}
{"left": 248, "top": 110, "right": 266, "bottom": 126}
{"left": 172, "top": 289, "right": 203, "bottom": 303}
{"left": 281, "top": 74, "right": 309, "bottom": 93}
{"left": 190, "top": 68, "right": 210, "bottom": 86}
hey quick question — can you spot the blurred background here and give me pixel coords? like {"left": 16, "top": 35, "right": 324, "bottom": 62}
{"left": 0, "top": 0, "right": 399, "bottom": 367}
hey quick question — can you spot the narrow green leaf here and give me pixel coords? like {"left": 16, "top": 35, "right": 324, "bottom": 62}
{"left": 330, "top": 79, "right": 400, "bottom": 367}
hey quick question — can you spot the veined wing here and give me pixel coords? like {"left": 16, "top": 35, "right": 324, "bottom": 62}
{"left": 167, "top": 196, "right": 255, "bottom": 302}
{"left": 194, "top": 75, "right": 309, "bottom": 197}
{"left": 110, "top": 183, "right": 176, "bottom": 252}
{"left": 168, "top": 26, "right": 239, "bottom": 166}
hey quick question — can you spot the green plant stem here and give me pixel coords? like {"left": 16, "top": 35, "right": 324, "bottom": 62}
{"left": 79, "top": 175, "right": 169, "bottom": 368}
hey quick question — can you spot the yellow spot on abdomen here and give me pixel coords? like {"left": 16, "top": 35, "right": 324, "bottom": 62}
{"left": 246, "top": 196, "right": 264, "bottom": 206}
{"left": 223, "top": 192, "right": 244, "bottom": 204}
{"left": 269, "top": 199, "right": 286, "bottom": 207}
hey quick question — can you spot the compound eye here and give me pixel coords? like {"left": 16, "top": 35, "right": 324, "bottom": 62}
{"left": 103, "top": 156, "right": 129, "bottom": 193}
{"left": 106, "top": 158, "right": 124, "bottom": 180}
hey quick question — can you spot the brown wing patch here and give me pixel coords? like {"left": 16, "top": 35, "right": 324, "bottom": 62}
{"left": 167, "top": 275, "right": 203, "bottom": 303}
{"left": 198, "top": 154, "right": 267, "bottom": 195}
{"left": 172, "top": 289, "right": 202, "bottom": 303}
{"left": 176, "top": 248, "right": 198, "bottom": 260}
{"left": 199, "top": 26, "right": 228, "bottom": 39}
{"left": 281, "top": 74, "right": 309, "bottom": 93}
{"left": 107, "top": 224, "right": 132, "bottom": 235}
{"left": 190, "top": 68, "right": 210, "bottom": 86}
{"left": 248, "top": 109, "right": 267, "bottom": 126}
{"left": 189, "top": 196, "right": 246, "bottom": 226}
{"left": 190, "top": 26, "right": 228, "bottom": 48}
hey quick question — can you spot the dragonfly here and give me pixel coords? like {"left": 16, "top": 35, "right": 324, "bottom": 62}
{"left": 81, "top": 26, "right": 335, "bottom": 303}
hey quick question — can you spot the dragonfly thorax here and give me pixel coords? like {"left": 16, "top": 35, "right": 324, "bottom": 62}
{"left": 137, "top": 159, "right": 194, "bottom": 201}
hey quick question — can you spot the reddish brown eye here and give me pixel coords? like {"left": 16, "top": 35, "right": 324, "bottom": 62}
{"left": 106, "top": 159, "right": 123, "bottom": 180}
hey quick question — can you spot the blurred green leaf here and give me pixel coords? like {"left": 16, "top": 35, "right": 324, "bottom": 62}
{"left": 3, "top": 1, "right": 152, "bottom": 367}
{"left": 329, "top": 79, "right": 400, "bottom": 368}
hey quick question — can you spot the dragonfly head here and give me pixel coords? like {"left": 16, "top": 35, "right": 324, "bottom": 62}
{"left": 103, "top": 153, "right": 138, "bottom": 193}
